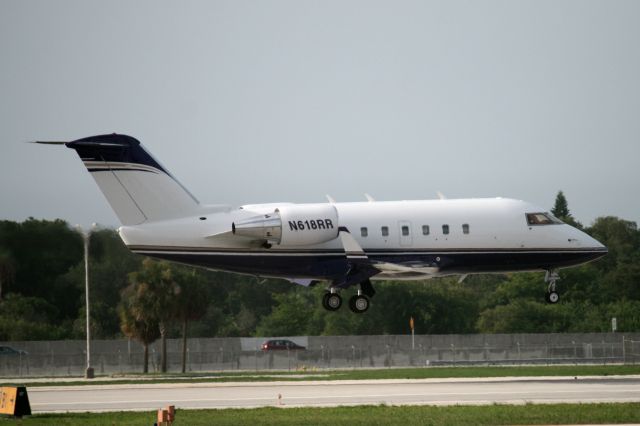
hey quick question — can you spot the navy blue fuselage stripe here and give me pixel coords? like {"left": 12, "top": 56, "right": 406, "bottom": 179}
{"left": 133, "top": 249, "right": 606, "bottom": 279}
{"left": 125, "top": 245, "right": 607, "bottom": 254}
{"left": 87, "top": 168, "right": 158, "bottom": 173}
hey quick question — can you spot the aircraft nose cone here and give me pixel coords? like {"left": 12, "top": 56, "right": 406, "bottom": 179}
{"left": 588, "top": 236, "right": 608, "bottom": 261}
{"left": 590, "top": 235, "right": 608, "bottom": 251}
{"left": 568, "top": 227, "right": 608, "bottom": 264}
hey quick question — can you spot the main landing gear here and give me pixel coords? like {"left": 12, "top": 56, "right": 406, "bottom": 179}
{"left": 322, "top": 291, "right": 370, "bottom": 314}
{"left": 322, "top": 279, "right": 375, "bottom": 314}
{"left": 324, "top": 227, "right": 379, "bottom": 314}
{"left": 544, "top": 270, "right": 560, "bottom": 304}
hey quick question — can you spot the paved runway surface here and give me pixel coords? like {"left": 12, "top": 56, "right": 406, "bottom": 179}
{"left": 28, "top": 376, "right": 640, "bottom": 413}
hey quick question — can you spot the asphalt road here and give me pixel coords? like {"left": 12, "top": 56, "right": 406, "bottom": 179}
{"left": 28, "top": 376, "right": 640, "bottom": 413}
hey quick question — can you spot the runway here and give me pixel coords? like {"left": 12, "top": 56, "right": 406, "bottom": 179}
{"left": 28, "top": 376, "right": 640, "bottom": 413}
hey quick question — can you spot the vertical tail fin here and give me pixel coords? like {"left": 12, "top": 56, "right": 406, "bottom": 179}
{"left": 65, "top": 134, "right": 199, "bottom": 225}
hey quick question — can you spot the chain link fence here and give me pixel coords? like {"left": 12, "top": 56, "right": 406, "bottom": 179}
{"left": 0, "top": 333, "right": 638, "bottom": 377}
{"left": 622, "top": 337, "right": 640, "bottom": 364}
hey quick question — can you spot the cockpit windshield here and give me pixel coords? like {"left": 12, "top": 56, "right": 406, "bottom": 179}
{"left": 526, "top": 212, "right": 564, "bottom": 226}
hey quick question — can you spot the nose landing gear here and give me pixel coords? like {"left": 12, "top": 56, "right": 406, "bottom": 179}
{"left": 545, "top": 270, "right": 560, "bottom": 304}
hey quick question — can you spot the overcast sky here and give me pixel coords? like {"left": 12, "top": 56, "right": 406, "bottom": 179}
{"left": 1, "top": 0, "right": 638, "bottom": 229}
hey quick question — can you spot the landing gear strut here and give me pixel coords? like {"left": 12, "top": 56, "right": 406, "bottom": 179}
{"left": 544, "top": 270, "right": 560, "bottom": 304}
{"left": 360, "top": 279, "right": 376, "bottom": 298}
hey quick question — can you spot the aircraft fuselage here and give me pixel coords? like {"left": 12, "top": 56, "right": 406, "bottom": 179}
{"left": 119, "top": 198, "right": 606, "bottom": 282}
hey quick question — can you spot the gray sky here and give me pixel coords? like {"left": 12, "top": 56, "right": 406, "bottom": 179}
{"left": 1, "top": 0, "right": 639, "bottom": 229}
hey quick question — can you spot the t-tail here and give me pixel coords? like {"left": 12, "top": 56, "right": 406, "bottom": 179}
{"left": 61, "top": 134, "right": 200, "bottom": 225}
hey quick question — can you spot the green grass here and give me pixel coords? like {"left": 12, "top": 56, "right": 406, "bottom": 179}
{"left": 8, "top": 403, "right": 640, "bottom": 425}
{"left": 333, "top": 364, "right": 640, "bottom": 380}
{"left": 4, "top": 364, "right": 640, "bottom": 388}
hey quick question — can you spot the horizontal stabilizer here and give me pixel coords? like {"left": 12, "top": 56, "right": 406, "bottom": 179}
{"left": 31, "top": 140, "right": 67, "bottom": 145}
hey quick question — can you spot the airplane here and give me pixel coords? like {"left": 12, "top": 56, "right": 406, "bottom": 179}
{"left": 36, "top": 133, "right": 607, "bottom": 313}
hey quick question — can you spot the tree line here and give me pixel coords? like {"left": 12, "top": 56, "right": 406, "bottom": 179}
{"left": 0, "top": 192, "right": 638, "bottom": 365}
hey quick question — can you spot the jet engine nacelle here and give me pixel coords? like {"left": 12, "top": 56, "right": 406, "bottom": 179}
{"left": 232, "top": 204, "right": 339, "bottom": 246}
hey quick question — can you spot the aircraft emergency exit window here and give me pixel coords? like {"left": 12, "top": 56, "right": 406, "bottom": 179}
{"left": 402, "top": 226, "right": 410, "bottom": 236}
{"left": 422, "top": 225, "right": 430, "bottom": 235}
{"left": 381, "top": 226, "right": 389, "bottom": 237}
{"left": 442, "top": 224, "right": 449, "bottom": 235}
{"left": 526, "top": 212, "right": 563, "bottom": 226}
{"left": 462, "top": 224, "right": 469, "bottom": 234}
{"left": 361, "top": 227, "right": 368, "bottom": 237}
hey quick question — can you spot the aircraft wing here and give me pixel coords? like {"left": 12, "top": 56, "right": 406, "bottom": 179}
{"left": 285, "top": 278, "right": 316, "bottom": 287}
{"left": 370, "top": 261, "right": 439, "bottom": 274}
{"left": 332, "top": 227, "right": 380, "bottom": 288}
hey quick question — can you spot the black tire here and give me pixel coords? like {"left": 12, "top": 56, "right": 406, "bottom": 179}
{"left": 322, "top": 292, "right": 331, "bottom": 310}
{"left": 348, "top": 295, "right": 369, "bottom": 314}
{"left": 545, "top": 292, "right": 551, "bottom": 303}
{"left": 548, "top": 291, "right": 560, "bottom": 304}
{"left": 323, "top": 292, "right": 342, "bottom": 311}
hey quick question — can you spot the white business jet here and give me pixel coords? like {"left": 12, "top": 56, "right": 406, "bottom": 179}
{"left": 37, "top": 134, "right": 607, "bottom": 313}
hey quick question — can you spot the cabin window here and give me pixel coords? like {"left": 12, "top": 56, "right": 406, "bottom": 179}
{"left": 381, "top": 226, "right": 389, "bottom": 237}
{"left": 402, "top": 225, "right": 410, "bottom": 236}
{"left": 360, "top": 227, "right": 368, "bottom": 237}
{"left": 526, "top": 212, "right": 563, "bottom": 226}
{"left": 422, "top": 225, "right": 430, "bottom": 235}
{"left": 462, "top": 224, "right": 469, "bottom": 234}
{"left": 442, "top": 224, "right": 449, "bottom": 235}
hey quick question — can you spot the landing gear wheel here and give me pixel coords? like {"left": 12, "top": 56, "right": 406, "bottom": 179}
{"left": 348, "top": 295, "right": 370, "bottom": 314}
{"left": 547, "top": 291, "right": 559, "bottom": 304}
{"left": 322, "top": 292, "right": 342, "bottom": 311}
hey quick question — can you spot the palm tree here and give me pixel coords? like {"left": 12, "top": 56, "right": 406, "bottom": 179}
{"left": 119, "top": 286, "right": 160, "bottom": 373}
{"left": 126, "top": 259, "right": 177, "bottom": 373}
{"left": 172, "top": 268, "right": 209, "bottom": 373}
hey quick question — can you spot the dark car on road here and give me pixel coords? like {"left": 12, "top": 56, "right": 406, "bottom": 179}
{"left": 261, "top": 339, "right": 305, "bottom": 351}
{"left": 0, "top": 346, "right": 27, "bottom": 356}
